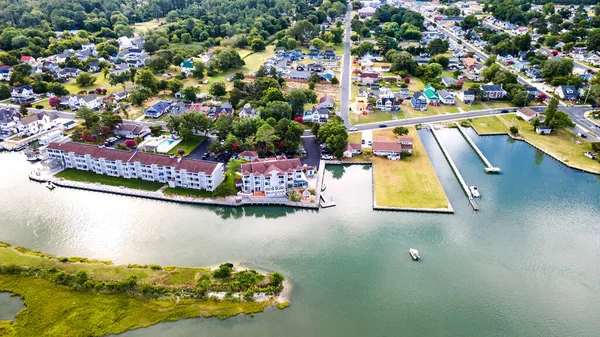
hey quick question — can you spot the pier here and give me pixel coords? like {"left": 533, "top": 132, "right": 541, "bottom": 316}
{"left": 319, "top": 193, "right": 336, "bottom": 208}
{"left": 430, "top": 126, "right": 479, "bottom": 211}
{"left": 455, "top": 123, "right": 501, "bottom": 173}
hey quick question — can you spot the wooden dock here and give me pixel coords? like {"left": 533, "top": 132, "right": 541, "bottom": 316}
{"left": 455, "top": 123, "right": 501, "bottom": 173}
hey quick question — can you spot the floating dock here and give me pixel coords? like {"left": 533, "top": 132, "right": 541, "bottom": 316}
{"left": 319, "top": 193, "right": 336, "bottom": 208}
{"left": 455, "top": 123, "right": 501, "bottom": 173}
{"left": 430, "top": 126, "right": 479, "bottom": 211}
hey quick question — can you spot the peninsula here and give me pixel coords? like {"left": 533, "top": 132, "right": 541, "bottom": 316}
{"left": 0, "top": 241, "right": 288, "bottom": 337}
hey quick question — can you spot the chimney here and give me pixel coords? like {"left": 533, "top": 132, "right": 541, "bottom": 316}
{"left": 177, "top": 157, "right": 182, "bottom": 163}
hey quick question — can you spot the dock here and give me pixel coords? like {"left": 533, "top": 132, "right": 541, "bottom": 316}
{"left": 455, "top": 123, "right": 501, "bottom": 173}
{"left": 430, "top": 126, "right": 479, "bottom": 211}
{"left": 319, "top": 193, "right": 336, "bottom": 208}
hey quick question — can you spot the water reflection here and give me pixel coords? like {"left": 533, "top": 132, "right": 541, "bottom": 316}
{"left": 534, "top": 149, "right": 544, "bottom": 166}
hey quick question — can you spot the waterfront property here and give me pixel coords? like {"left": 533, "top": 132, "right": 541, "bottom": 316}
{"left": 372, "top": 136, "right": 414, "bottom": 160}
{"left": 516, "top": 107, "right": 539, "bottom": 123}
{"left": 46, "top": 142, "right": 224, "bottom": 191}
{"left": 240, "top": 158, "right": 316, "bottom": 197}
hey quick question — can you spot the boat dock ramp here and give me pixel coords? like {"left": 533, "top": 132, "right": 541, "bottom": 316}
{"left": 319, "top": 193, "right": 336, "bottom": 208}
{"left": 455, "top": 123, "right": 501, "bottom": 173}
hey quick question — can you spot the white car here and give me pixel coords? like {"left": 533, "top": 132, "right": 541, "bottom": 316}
{"left": 348, "top": 127, "right": 358, "bottom": 131}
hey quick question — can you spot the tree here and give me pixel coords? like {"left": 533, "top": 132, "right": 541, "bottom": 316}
{"left": 261, "top": 101, "right": 292, "bottom": 121}
{"left": 330, "top": 76, "right": 339, "bottom": 85}
{"left": 135, "top": 69, "right": 159, "bottom": 93}
{"left": 588, "top": 29, "right": 600, "bottom": 52}
{"left": 514, "top": 34, "right": 532, "bottom": 52}
{"left": 226, "top": 158, "right": 244, "bottom": 175}
{"left": 146, "top": 55, "right": 169, "bottom": 72}
{"left": 213, "top": 114, "right": 233, "bottom": 140}
{"left": 317, "top": 118, "right": 348, "bottom": 158}
{"left": 460, "top": 15, "right": 479, "bottom": 31}
{"left": 251, "top": 38, "right": 266, "bottom": 52}
{"left": 255, "top": 123, "right": 279, "bottom": 154}
{"left": 509, "top": 126, "right": 519, "bottom": 135}
{"left": 393, "top": 126, "right": 409, "bottom": 136}
{"left": 427, "top": 38, "right": 449, "bottom": 55}
{"left": 192, "top": 62, "right": 205, "bottom": 79}
{"left": 109, "top": 71, "right": 130, "bottom": 90}
{"left": 166, "top": 115, "right": 181, "bottom": 134}
{"left": 76, "top": 72, "right": 96, "bottom": 87}
{"left": 181, "top": 86, "right": 198, "bottom": 102}
{"left": 310, "top": 38, "right": 326, "bottom": 50}
{"left": 287, "top": 88, "right": 316, "bottom": 117}
{"left": 540, "top": 59, "right": 574, "bottom": 80}
{"left": 511, "top": 90, "right": 529, "bottom": 107}
{"left": 49, "top": 96, "right": 61, "bottom": 109}
{"left": 288, "top": 20, "right": 319, "bottom": 45}
{"left": 531, "top": 118, "right": 541, "bottom": 130}
{"left": 283, "top": 120, "right": 304, "bottom": 153}
{"left": 76, "top": 107, "right": 100, "bottom": 129}
{"left": 128, "top": 87, "right": 153, "bottom": 106}
{"left": 309, "top": 72, "right": 321, "bottom": 84}
{"left": 270, "top": 272, "right": 284, "bottom": 287}
{"left": 209, "top": 81, "right": 227, "bottom": 96}
{"left": 124, "top": 139, "right": 137, "bottom": 148}
{"left": 150, "top": 126, "right": 163, "bottom": 137}
{"left": 101, "top": 113, "right": 122, "bottom": 129}
{"left": 168, "top": 79, "right": 183, "bottom": 96}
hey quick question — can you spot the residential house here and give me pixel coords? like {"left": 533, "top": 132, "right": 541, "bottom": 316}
{"left": 322, "top": 50, "right": 337, "bottom": 60}
{"left": 56, "top": 49, "right": 75, "bottom": 63}
{"left": 462, "top": 57, "right": 478, "bottom": 71}
{"left": 517, "top": 107, "right": 539, "bottom": 122}
{"left": 411, "top": 91, "right": 427, "bottom": 111}
{"left": 218, "top": 102, "right": 234, "bottom": 114}
{"left": 239, "top": 151, "right": 259, "bottom": 161}
{"left": 524, "top": 85, "right": 540, "bottom": 99}
{"left": 438, "top": 90, "right": 455, "bottom": 105}
{"left": 11, "top": 85, "right": 35, "bottom": 104}
{"left": 168, "top": 102, "right": 188, "bottom": 116}
{"left": 457, "top": 90, "right": 475, "bottom": 104}
{"left": 180, "top": 59, "right": 194, "bottom": 77}
{"left": 145, "top": 101, "right": 173, "bottom": 118}
{"left": 79, "top": 94, "right": 102, "bottom": 110}
{"left": 87, "top": 61, "right": 100, "bottom": 73}
{"left": 0, "top": 108, "right": 21, "bottom": 138}
{"left": 358, "top": 7, "right": 376, "bottom": 18}
{"left": 38, "top": 130, "right": 64, "bottom": 146}
{"left": 57, "top": 67, "right": 82, "bottom": 79}
{"left": 113, "top": 124, "right": 149, "bottom": 139}
{"left": 304, "top": 107, "right": 330, "bottom": 123}
{"left": 288, "top": 71, "right": 310, "bottom": 81}
{"left": 18, "top": 112, "right": 57, "bottom": 135}
{"left": 46, "top": 142, "right": 224, "bottom": 191}
{"left": 110, "top": 63, "right": 130, "bottom": 76}
{"left": 43, "top": 62, "right": 60, "bottom": 74}
{"left": 376, "top": 89, "right": 400, "bottom": 111}
{"left": 0, "top": 65, "right": 12, "bottom": 81}
{"left": 76, "top": 48, "right": 93, "bottom": 61}
{"left": 126, "top": 54, "right": 147, "bottom": 68}
{"left": 239, "top": 158, "right": 315, "bottom": 197}
{"left": 535, "top": 126, "right": 552, "bottom": 135}
{"left": 372, "top": 136, "right": 414, "bottom": 159}
{"left": 319, "top": 95, "right": 335, "bottom": 109}
{"left": 480, "top": 84, "right": 507, "bottom": 99}
{"left": 442, "top": 76, "right": 457, "bottom": 88}
{"left": 343, "top": 142, "right": 362, "bottom": 158}
{"left": 555, "top": 85, "right": 578, "bottom": 101}
{"left": 526, "top": 68, "right": 544, "bottom": 82}
{"left": 59, "top": 94, "right": 80, "bottom": 109}
{"left": 423, "top": 84, "right": 440, "bottom": 106}
{"left": 307, "top": 63, "right": 324, "bottom": 72}
{"left": 239, "top": 103, "right": 258, "bottom": 118}
{"left": 584, "top": 54, "right": 600, "bottom": 65}
{"left": 118, "top": 36, "right": 133, "bottom": 49}
{"left": 20, "top": 56, "right": 36, "bottom": 66}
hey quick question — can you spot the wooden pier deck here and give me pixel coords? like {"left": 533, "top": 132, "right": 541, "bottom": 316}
{"left": 455, "top": 123, "right": 501, "bottom": 173}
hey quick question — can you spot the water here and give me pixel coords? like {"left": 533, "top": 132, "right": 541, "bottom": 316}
{"left": 1, "top": 130, "right": 600, "bottom": 337}
{"left": 0, "top": 292, "right": 24, "bottom": 321}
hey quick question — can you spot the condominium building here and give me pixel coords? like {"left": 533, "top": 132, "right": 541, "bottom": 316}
{"left": 46, "top": 142, "right": 224, "bottom": 191}
{"left": 240, "top": 158, "right": 316, "bottom": 197}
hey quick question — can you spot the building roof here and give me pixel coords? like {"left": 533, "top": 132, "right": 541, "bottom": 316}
{"left": 346, "top": 142, "right": 362, "bottom": 151}
{"left": 241, "top": 158, "right": 304, "bottom": 175}
{"left": 438, "top": 89, "right": 453, "bottom": 99}
{"left": 0, "top": 108, "right": 20, "bottom": 124}
{"left": 319, "top": 95, "right": 335, "bottom": 104}
{"left": 481, "top": 84, "right": 505, "bottom": 92}
{"left": 239, "top": 150, "right": 259, "bottom": 158}
{"left": 47, "top": 142, "right": 219, "bottom": 174}
{"left": 372, "top": 141, "right": 402, "bottom": 152}
{"left": 442, "top": 76, "right": 457, "bottom": 84}
{"left": 518, "top": 107, "right": 538, "bottom": 118}
{"left": 20, "top": 112, "right": 57, "bottom": 125}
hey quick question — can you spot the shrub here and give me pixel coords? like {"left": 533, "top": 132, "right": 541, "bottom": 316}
{"left": 212, "top": 264, "right": 233, "bottom": 278}
{"left": 177, "top": 149, "right": 185, "bottom": 155}
{"left": 150, "top": 264, "right": 162, "bottom": 270}
{"left": 35, "top": 105, "right": 43, "bottom": 109}
{"left": 510, "top": 126, "right": 519, "bottom": 135}
{"left": 270, "top": 272, "right": 284, "bottom": 287}
{"left": 58, "top": 257, "right": 69, "bottom": 262}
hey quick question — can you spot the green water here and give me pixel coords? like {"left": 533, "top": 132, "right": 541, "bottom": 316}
{"left": 1, "top": 129, "right": 599, "bottom": 337}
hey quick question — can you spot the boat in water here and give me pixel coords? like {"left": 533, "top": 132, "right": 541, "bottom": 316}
{"left": 469, "top": 186, "right": 480, "bottom": 198}
{"left": 45, "top": 181, "right": 55, "bottom": 190}
{"left": 26, "top": 154, "right": 41, "bottom": 162}
{"left": 409, "top": 248, "right": 420, "bottom": 261}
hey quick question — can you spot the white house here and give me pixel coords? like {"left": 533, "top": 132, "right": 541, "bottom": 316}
{"left": 304, "top": 107, "right": 329, "bottom": 124}
{"left": 343, "top": 142, "right": 362, "bottom": 158}
{"left": 118, "top": 36, "right": 133, "bottom": 49}
{"left": 438, "top": 90, "right": 455, "bottom": 105}
{"left": 238, "top": 103, "right": 258, "bottom": 118}
{"left": 11, "top": 85, "right": 35, "bottom": 104}
{"left": 517, "top": 107, "right": 539, "bottom": 122}
{"left": 79, "top": 94, "right": 102, "bottom": 110}
{"left": 18, "top": 112, "right": 56, "bottom": 136}
{"left": 456, "top": 90, "right": 475, "bottom": 104}
{"left": 113, "top": 124, "right": 149, "bottom": 139}
{"left": 38, "top": 130, "right": 64, "bottom": 146}
{"left": 239, "top": 158, "right": 316, "bottom": 197}
{"left": 46, "top": 142, "right": 224, "bottom": 191}
{"left": 0, "top": 108, "right": 21, "bottom": 138}
{"left": 239, "top": 150, "right": 259, "bottom": 161}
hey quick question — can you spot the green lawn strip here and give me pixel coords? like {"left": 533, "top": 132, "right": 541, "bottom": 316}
{"left": 482, "top": 100, "right": 514, "bottom": 108}
{"left": 498, "top": 115, "right": 600, "bottom": 173}
{"left": 55, "top": 169, "right": 164, "bottom": 191}
{"left": 468, "top": 116, "right": 509, "bottom": 134}
{"left": 163, "top": 187, "right": 214, "bottom": 198}
{"left": 163, "top": 174, "right": 237, "bottom": 198}
{"left": 350, "top": 111, "right": 393, "bottom": 125}
{"left": 458, "top": 101, "right": 487, "bottom": 111}
{"left": 371, "top": 127, "right": 449, "bottom": 209}
{"left": 167, "top": 135, "right": 206, "bottom": 156}
{"left": 64, "top": 74, "right": 129, "bottom": 95}
{"left": 0, "top": 275, "right": 269, "bottom": 337}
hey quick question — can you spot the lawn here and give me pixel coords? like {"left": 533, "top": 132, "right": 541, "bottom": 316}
{"left": 370, "top": 127, "right": 449, "bottom": 209}
{"left": 350, "top": 111, "right": 393, "bottom": 125}
{"left": 167, "top": 135, "right": 206, "bottom": 156}
{"left": 131, "top": 18, "right": 166, "bottom": 33}
{"left": 498, "top": 114, "right": 600, "bottom": 173}
{"left": 163, "top": 174, "right": 237, "bottom": 198}
{"left": 406, "top": 77, "right": 425, "bottom": 91}
{"left": 458, "top": 101, "right": 487, "bottom": 111}
{"left": 55, "top": 169, "right": 164, "bottom": 191}
{"left": 482, "top": 100, "right": 514, "bottom": 109}
{"left": 348, "top": 132, "right": 362, "bottom": 144}
{"left": 163, "top": 186, "right": 214, "bottom": 198}
{"left": 64, "top": 73, "right": 131, "bottom": 95}
{"left": 468, "top": 116, "right": 509, "bottom": 135}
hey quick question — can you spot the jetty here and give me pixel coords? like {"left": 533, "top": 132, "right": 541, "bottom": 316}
{"left": 430, "top": 126, "right": 479, "bottom": 211}
{"left": 455, "top": 123, "right": 501, "bottom": 173}
{"left": 319, "top": 193, "right": 336, "bottom": 208}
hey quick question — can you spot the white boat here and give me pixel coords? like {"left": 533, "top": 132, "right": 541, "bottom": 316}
{"left": 469, "top": 186, "right": 480, "bottom": 198}
{"left": 46, "top": 181, "right": 55, "bottom": 190}
{"left": 26, "top": 154, "right": 40, "bottom": 162}
{"left": 409, "top": 248, "right": 420, "bottom": 261}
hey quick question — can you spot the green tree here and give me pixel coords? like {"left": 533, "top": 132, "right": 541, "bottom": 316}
{"left": 287, "top": 88, "right": 316, "bottom": 117}
{"left": 509, "top": 126, "right": 519, "bottom": 135}
{"left": 209, "top": 81, "right": 227, "bottom": 96}
{"left": 427, "top": 38, "right": 449, "bottom": 55}
{"left": 168, "top": 79, "right": 183, "bottom": 96}
{"left": 76, "top": 107, "right": 100, "bottom": 129}
{"left": 310, "top": 38, "right": 326, "bottom": 50}
{"left": 0, "top": 84, "right": 10, "bottom": 100}
{"left": 270, "top": 272, "right": 284, "bottom": 287}
{"left": 317, "top": 118, "right": 348, "bottom": 158}
{"left": 251, "top": 38, "right": 266, "bottom": 52}
{"left": 75, "top": 72, "right": 96, "bottom": 87}
{"left": 393, "top": 126, "right": 409, "bottom": 136}
{"left": 261, "top": 101, "right": 292, "bottom": 121}
{"left": 226, "top": 158, "right": 245, "bottom": 175}
{"left": 213, "top": 114, "right": 233, "bottom": 140}
{"left": 150, "top": 125, "right": 163, "bottom": 137}
{"left": 135, "top": 69, "right": 159, "bottom": 94}
{"left": 181, "top": 86, "right": 198, "bottom": 102}
{"left": 255, "top": 123, "right": 279, "bottom": 154}
{"left": 192, "top": 62, "right": 205, "bottom": 79}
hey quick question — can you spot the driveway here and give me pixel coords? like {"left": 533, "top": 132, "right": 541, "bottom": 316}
{"left": 186, "top": 136, "right": 214, "bottom": 160}
{"left": 301, "top": 136, "right": 321, "bottom": 167}
{"left": 362, "top": 130, "right": 373, "bottom": 148}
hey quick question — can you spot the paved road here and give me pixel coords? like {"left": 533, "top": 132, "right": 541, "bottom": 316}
{"left": 301, "top": 136, "right": 321, "bottom": 167}
{"left": 339, "top": 3, "right": 353, "bottom": 127}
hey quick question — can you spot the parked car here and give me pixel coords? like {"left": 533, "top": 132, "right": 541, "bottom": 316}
{"left": 361, "top": 139, "right": 365, "bottom": 144}
{"left": 379, "top": 123, "right": 387, "bottom": 128}
{"left": 348, "top": 127, "right": 358, "bottom": 131}
{"left": 501, "top": 109, "right": 509, "bottom": 113}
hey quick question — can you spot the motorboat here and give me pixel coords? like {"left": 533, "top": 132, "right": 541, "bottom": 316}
{"left": 470, "top": 186, "right": 480, "bottom": 198}
{"left": 26, "top": 154, "right": 40, "bottom": 162}
{"left": 46, "top": 181, "right": 55, "bottom": 190}
{"left": 409, "top": 248, "right": 420, "bottom": 261}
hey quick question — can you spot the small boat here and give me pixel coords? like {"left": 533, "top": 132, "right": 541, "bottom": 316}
{"left": 469, "top": 186, "right": 480, "bottom": 198}
{"left": 45, "top": 181, "right": 55, "bottom": 190}
{"left": 26, "top": 154, "right": 40, "bottom": 162}
{"left": 409, "top": 248, "right": 420, "bottom": 261}
{"left": 13, "top": 144, "right": 27, "bottom": 151}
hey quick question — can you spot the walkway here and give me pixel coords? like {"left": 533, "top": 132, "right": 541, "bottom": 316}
{"left": 455, "top": 123, "right": 501, "bottom": 173}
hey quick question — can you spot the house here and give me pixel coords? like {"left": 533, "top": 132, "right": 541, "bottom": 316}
{"left": 218, "top": 102, "right": 233, "bottom": 114}
{"left": 442, "top": 76, "right": 457, "bottom": 88}
{"left": 18, "top": 112, "right": 56, "bottom": 135}
{"left": 288, "top": 70, "right": 310, "bottom": 81}
{"left": 112, "top": 90, "right": 128, "bottom": 102}
{"left": 79, "top": 94, "right": 102, "bottom": 110}
{"left": 457, "top": 90, "right": 475, "bottom": 104}
{"left": 87, "top": 61, "right": 100, "bottom": 73}
{"left": 304, "top": 107, "right": 330, "bottom": 123}
{"left": 584, "top": 54, "right": 600, "bottom": 64}
{"left": 480, "top": 84, "right": 507, "bottom": 99}
{"left": 239, "top": 158, "right": 315, "bottom": 197}
{"left": 423, "top": 84, "right": 440, "bottom": 106}
{"left": 126, "top": 55, "right": 147, "bottom": 68}
{"left": 555, "top": 85, "right": 578, "bottom": 101}
{"left": 113, "top": 123, "right": 149, "bottom": 139}
{"left": 0, "top": 108, "right": 21, "bottom": 138}
{"left": 56, "top": 49, "right": 75, "bottom": 63}
{"left": 180, "top": 59, "right": 194, "bottom": 77}
{"left": 76, "top": 48, "right": 93, "bottom": 61}
{"left": 376, "top": 89, "right": 400, "bottom": 111}
{"left": 307, "top": 63, "right": 324, "bottom": 72}
{"left": 59, "top": 94, "right": 80, "bottom": 109}
{"left": 372, "top": 136, "right": 413, "bottom": 159}
{"left": 0, "top": 65, "right": 12, "bottom": 81}
{"left": 438, "top": 90, "right": 455, "bottom": 105}
{"left": 462, "top": 57, "right": 478, "bottom": 71}
{"left": 145, "top": 101, "right": 173, "bottom": 118}
{"left": 319, "top": 95, "right": 335, "bottom": 109}
{"left": 358, "top": 7, "right": 376, "bottom": 18}
{"left": 517, "top": 107, "right": 539, "bottom": 122}
{"left": 411, "top": 91, "right": 427, "bottom": 111}
{"left": 46, "top": 142, "right": 224, "bottom": 191}
{"left": 57, "top": 67, "right": 82, "bottom": 79}
{"left": 38, "top": 130, "right": 64, "bottom": 146}
{"left": 535, "top": 126, "right": 552, "bottom": 135}
{"left": 239, "top": 103, "right": 258, "bottom": 118}
{"left": 168, "top": 102, "right": 188, "bottom": 115}
{"left": 239, "top": 151, "right": 259, "bottom": 161}
{"left": 343, "top": 142, "right": 362, "bottom": 158}
{"left": 118, "top": 36, "right": 133, "bottom": 49}
{"left": 323, "top": 50, "right": 337, "bottom": 60}
{"left": 526, "top": 68, "right": 543, "bottom": 82}
{"left": 20, "top": 56, "right": 36, "bottom": 66}
{"left": 110, "top": 63, "right": 130, "bottom": 75}
{"left": 11, "top": 85, "right": 35, "bottom": 104}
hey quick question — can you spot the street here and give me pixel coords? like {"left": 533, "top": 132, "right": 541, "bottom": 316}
{"left": 339, "top": 3, "right": 353, "bottom": 128}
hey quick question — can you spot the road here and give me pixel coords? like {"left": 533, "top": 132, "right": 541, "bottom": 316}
{"left": 339, "top": 3, "right": 353, "bottom": 127}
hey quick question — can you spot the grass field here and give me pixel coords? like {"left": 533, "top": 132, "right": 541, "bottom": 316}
{"left": 469, "top": 116, "right": 509, "bottom": 135}
{"left": 55, "top": 169, "right": 164, "bottom": 191}
{"left": 167, "top": 135, "right": 206, "bottom": 156}
{"left": 482, "top": 100, "right": 514, "bottom": 108}
{"left": 163, "top": 175, "right": 237, "bottom": 198}
{"left": 0, "top": 244, "right": 275, "bottom": 336}
{"left": 350, "top": 111, "right": 393, "bottom": 125}
{"left": 369, "top": 127, "right": 449, "bottom": 209}
{"left": 497, "top": 115, "right": 600, "bottom": 173}
{"left": 64, "top": 73, "right": 132, "bottom": 95}
{"left": 458, "top": 101, "right": 487, "bottom": 111}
